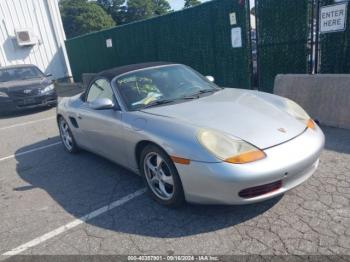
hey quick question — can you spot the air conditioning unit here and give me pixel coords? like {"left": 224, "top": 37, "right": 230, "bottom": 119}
{"left": 15, "top": 29, "right": 37, "bottom": 46}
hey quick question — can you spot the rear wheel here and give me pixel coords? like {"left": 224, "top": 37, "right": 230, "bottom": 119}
{"left": 140, "top": 145, "right": 185, "bottom": 207}
{"left": 58, "top": 117, "right": 79, "bottom": 153}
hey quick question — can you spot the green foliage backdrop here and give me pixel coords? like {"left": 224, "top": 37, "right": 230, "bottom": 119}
{"left": 184, "top": 0, "right": 202, "bottom": 8}
{"left": 320, "top": 0, "right": 350, "bottom": 73}
{"left": 256, "top": 0, "right": 310, "bottom": 93}
{"left": 65, "top": 0, "right": 252, "bottom": 89}
{"left": 60, "top": 0, "right": 115, "bottom": 39}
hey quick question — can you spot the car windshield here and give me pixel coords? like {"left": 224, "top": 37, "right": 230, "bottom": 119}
{"left": 115, "top": 65, "right": 220, "bottom": 110}
{"left": 0, "top": 66, "right": 44, "bottom": 82}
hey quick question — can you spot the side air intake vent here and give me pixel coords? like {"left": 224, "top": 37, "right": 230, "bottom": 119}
{"left": 69, "top": 117, "right": 79, "bottom": 128}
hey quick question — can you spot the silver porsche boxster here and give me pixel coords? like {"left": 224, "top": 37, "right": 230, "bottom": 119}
{"left": 57, "top": 62, "right": 325, "bottom": 207}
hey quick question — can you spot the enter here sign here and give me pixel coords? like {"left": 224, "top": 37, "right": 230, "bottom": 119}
{"left": 320, "top": 3, "right": 347, "bottom": 33}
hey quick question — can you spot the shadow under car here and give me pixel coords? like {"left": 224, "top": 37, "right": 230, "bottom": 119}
{"left": 13, "top": 138, "right": 282, "bottom": 238}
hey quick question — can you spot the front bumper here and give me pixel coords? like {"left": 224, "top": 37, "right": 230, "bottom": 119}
{"left": 0, "top": 92, "right": 57, "bottom": 113}
{"left": 175, "top": 125, "right": 325, "bottom": 205}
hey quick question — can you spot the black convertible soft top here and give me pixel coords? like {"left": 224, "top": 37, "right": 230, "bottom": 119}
{"left": 99, "top": 62, "right": 176, "bottom": 81}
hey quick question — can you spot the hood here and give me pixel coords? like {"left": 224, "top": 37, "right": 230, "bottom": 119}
{"left": 141, "top": 88, "right": 307, "bottom": 149}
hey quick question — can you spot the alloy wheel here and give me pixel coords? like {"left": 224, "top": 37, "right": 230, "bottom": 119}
{"left": 143, "top": 152, "right": 175, "bottom": 201}
{"left": 59, "top": 119, "right": 73, "bottom": 151}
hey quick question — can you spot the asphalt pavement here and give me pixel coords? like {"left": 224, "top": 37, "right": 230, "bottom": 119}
{"left": 0, "top": 107, "right": 349, "bottom": 257}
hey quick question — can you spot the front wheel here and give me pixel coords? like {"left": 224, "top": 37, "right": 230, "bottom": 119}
{"left": 58, "top": 117, "right": 79, "bottom": 153}
{"left": 140, "top": 145, "right": 185, "bottom": 207}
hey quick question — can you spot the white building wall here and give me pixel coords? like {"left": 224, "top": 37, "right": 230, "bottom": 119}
{"left": 0, "top": 0, "right": 71, "bottom": 79}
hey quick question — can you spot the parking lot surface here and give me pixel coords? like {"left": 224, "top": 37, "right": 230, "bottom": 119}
{"left": 0, "top": 108, "right": 349, "bottom": 257}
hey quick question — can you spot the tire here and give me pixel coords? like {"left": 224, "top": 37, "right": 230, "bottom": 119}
{"left": 58, "top": 117, "right": 79, "bottom": 153}
{"left": 140, "top": 144, "right": 185, "bottom": 207}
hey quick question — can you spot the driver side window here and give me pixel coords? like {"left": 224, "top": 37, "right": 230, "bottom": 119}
{"left": 87, "top": 79, "right": 114, "bottom": 103}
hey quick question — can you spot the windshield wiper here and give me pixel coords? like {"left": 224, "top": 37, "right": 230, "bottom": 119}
{"left": 142, "top": 99, "right": 177, "bottom": 109}
{"left": 198, "top": 89, "right": 217, "bottom": 94}
{"left": 183, "top": 88, "right": 220, "bottom": 99}
{"left": 141, "top": 89, "right": 221, "bottom": 109}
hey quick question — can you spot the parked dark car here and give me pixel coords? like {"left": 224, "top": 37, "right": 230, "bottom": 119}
{"left": 0, "top": 64, "right": 57, "bottom": 113}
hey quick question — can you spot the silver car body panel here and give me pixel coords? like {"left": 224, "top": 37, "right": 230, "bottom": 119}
{"left": 141, "top": 88, "right": 307, "bottom": 149}
{"left": 176, "top": 125, "right": 324, "bottom": 204}
{"left": 57, "top": 86, "right": 325, "bottom": 204}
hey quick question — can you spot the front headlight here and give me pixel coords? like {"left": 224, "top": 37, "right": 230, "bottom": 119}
{"left": 197, "top": 130, "right": 266, "bottom": 164}
{"left": 41, "top": 84, "right": 55, "bottom": 94}
{"left": 283, "top": 99, "right": 315, "bottom": 129}
{"left": 0, "top": 91, "right": 8, "bottom": 97}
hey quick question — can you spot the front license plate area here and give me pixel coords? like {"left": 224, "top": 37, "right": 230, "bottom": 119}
{"left": 22, "top": 98, "right": 36, "bottom": 105}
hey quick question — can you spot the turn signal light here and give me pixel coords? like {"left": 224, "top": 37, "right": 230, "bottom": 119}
{"left": 307, "top": 119, "right": 316, "bottom": 130}
{"left": 224, "top": 150, "right": 266, "bottom": 164}
{"left": 171, "top": 156, "right": 190, "bottom": 165}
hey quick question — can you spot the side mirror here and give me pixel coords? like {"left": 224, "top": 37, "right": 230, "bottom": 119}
{"left": 89, "top": 98, "right": 115, "bottom": 110}
{"left": 46, "top": 73, "right": 53, "bottom": 77}
{"left": 206, "top": 76, "right": 215, "bottom": 82}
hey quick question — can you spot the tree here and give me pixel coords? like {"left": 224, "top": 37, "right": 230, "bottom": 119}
{"left": 125, "top": 0, "right": 154, "bottom": 22}
{"left": 97, "top": 0, "right": 128, "bottom": 25}
{"left": 184, "top": 0, "right": 201, "bottom": 8}
{"left": 60, "top": 0, "right": 115, "bottom": 38}
{"left": 152, "top": 0, "right": 172, "bottom": 16}
{"left": 124, "top": 0, "right": 171, "bottom": 23}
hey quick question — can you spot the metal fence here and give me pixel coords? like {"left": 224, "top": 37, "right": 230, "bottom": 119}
{"left": 255, "top": 0, "right": 350, "bottom": 93}
{"left": 319, "top": 0, "right": 350, "bottom": 73}
{"left": 65, "top": 0, "right": 252, "bottom": 89}
{"left": 65, "top": 0, "right": 350, "bottom": 93}
{"left": 255, "top": 0, "right": 311, "bottom": 93}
